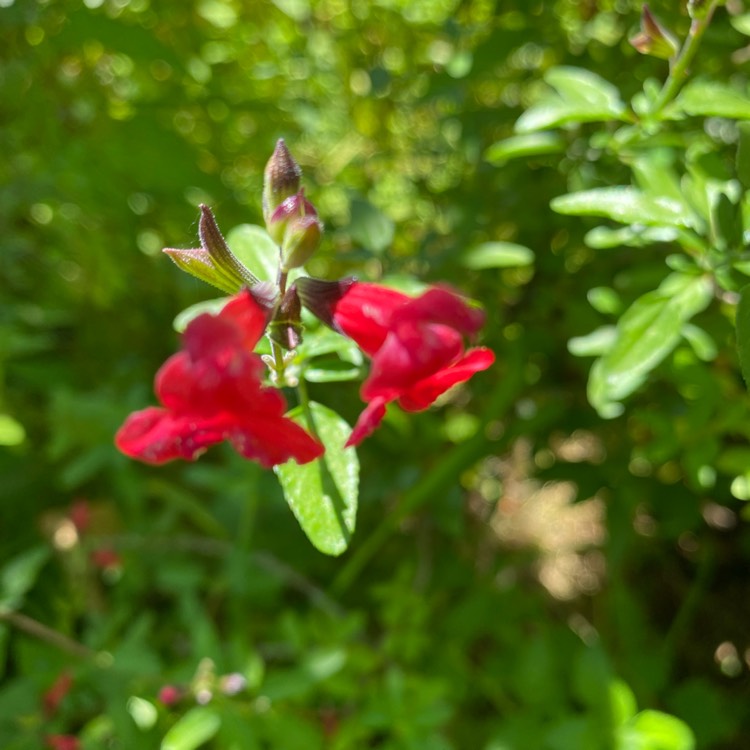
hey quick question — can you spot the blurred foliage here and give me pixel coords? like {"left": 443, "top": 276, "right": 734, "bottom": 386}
{"left": 2, "top": 0, "right": 750, "bottom": 748}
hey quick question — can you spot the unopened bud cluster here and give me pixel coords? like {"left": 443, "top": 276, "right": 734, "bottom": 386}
{"left": 263, "top": 140, "right": 323, "bottom": 272}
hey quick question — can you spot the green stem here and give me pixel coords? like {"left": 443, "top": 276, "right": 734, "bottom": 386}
{"left": 650, "top": 2, "right": 719, "bottom": 118}
{"left": 330, "top": 344, "right": 525, "bottom": 596}
{"left": 270, "top": 269, "right": 289, "bottom": 382}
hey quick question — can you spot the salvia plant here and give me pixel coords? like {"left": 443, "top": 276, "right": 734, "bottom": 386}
{"left": 115, "top": 140, "right": 495, "bottom": 555}
{"left": 489, "top": 0, "right": 750, "bottom": 424}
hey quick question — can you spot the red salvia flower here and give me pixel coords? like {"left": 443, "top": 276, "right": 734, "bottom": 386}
{"left": 297, "top": 280, "right": 495, "bottom": 446}
{"left": 115, "top": 290, "right": 323, "bottom": 467}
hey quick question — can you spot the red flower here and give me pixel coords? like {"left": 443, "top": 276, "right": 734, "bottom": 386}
{"left": 45, "top": 736, "right": 80, "bottom": 750}
{"left": 115, "top": 290, "right": 323, "bottom": 467}
{"left": 297, "top": 280, "right": 495, "bottom": 446}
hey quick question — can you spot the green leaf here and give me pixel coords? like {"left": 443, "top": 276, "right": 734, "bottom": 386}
{"left": 484, "top": 133, "right": 564, "bottom": 165}
{"left": 515, "top": 67, "right": 627, "bottom": 133}
{"left": 0, "top": 547, "right": 50, "bottom": 613}
{"left": 161, "top": 707, "right": 221, "bottom": 750}
{"left": 735, "top": 284, "right": 750, "bottom": 388}
{"left": 681, "top": 323, "right": 717, "bottom": 362}
{"left": 588, "top": 274, "right": 713, "bottom": 416}
{"left": 619, "top": 710, "right": 695, "bottom": 750}
{"left": 568, "top": 326, "right": 617, "bottom": 357}
{"left": 275, "top": 402, "right": 359, "bottom": 556}
{"left": 173, "top": 297, "right": 230, "bottom": 333}
{"left": 225, "top": 224, "right": 279, "bottom": 282}
{"left": 609, "top": 680, "right": 638, "bottom": 728}
{"left": 127, "top": 696, "right": 158, "bottom": 731}
{"left": 461, "top": 242, "right": 534, "bottom": 269}
{"left": 711, "top": 192, "right": 743, "bottom": 251}
{"left": 0, "top": 414, "right": 26, "bottom": 446}
{"left": 587, "top": 287, "right": 622, "bottom": 315}
{"left": 552, "top": 187, "right": 694, "bottom": 228}
{"left": 584, "top": 225, "right": 679, "bottom": 249}
{"left": 349, "top": 198, "right": 394, "bottom": 255}
{"left": 731, "top": 13, "right": 750, "bottom": 36}
{"left": 676, "top": 80, "right": 750, "bottom": 120}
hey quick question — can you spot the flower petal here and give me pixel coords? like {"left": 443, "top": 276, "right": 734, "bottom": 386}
{"left": 230, "top": 416, "right": 324, "bottom": 467}
{"left": 397, "top": 347, "right": 495, "bottom": 411}
{"left": 392, "top": 287, "right": 486, "bottom": 335}
{"left": 361, "top": 322, "right": 463, "bottom": 402}
{"left": 346, "top": 397, "right": 388, "bottom": 447}
{"left": 332, "top": 282, "right": 409, "bottom": 355}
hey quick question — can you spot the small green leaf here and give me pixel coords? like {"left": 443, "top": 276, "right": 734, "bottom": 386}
{"left": 225, "top": 224, "right": 279, "bottom": 282}
{"left": 609, "top": 680, "right": 638, "bottom": 728}
{"left": 275, "top": 402, "right": 358, "bottom": 556}
{"left": 585, "top": 225, "right": 679, "bottom": 249}
{"left": 0, "top": 414, "right": 26, "bottom": 446}
{"left": 587, "top": 287, "right": 622, "bottom": 315}
{"left": 568, "top": 326, "right": 617, "bottom": 357}
{"left": 461, "top": 242, "right": 534, "bottom": 269}
{"left": 161, "top": 707, "right": 221, "bottom": 750}
{"left": 588, "top": 274, "right": 713, "bottom": 416}
{"left": 681, "top": 323, "right": 717, "bottom": 361}
{"left": 677, "top": 80, "right": 750, "bottom": 120}
{"left": 173, "top": 297, "right": 230, "bottom": 333}
{"left": 484, "top": 133, "right": 564, "bottom": 164}
{"left": 515, "top": 67, "right": 627, "bottom": 133}
{"left": 711, "top": 192, "right": 743, "bottom": 251}
{"left": 0, "top": 547, "right": 50, "bottom": 613}
{"left": 621, "top": 710, "right": 695, "bottom": 750}
{"left": 736, "top": 284, "right": 750, "bottom": 388}
{"left": 731, "top": 13, "right": 750, "bottom": 35}
{"left": 349, "top": 198, "right": 394, "bottom": 255}
{"left": 127, "top": 696, "right": 158, "bottom": 730}
{"left": 552, "top": 187, "right": 694, "bottom": 228}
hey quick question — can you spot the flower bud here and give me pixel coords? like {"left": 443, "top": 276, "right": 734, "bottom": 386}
{"left": 267, "top": 190, "right": 318, "bottom": 245}
{"left": 629, "top": 5, "right": 678, "bottom": 60}
{"left": 262, "top": 139, "right": 302, "bottom": 225}
{"left": 280, "top": 212, "right": 323, "bottom": 272}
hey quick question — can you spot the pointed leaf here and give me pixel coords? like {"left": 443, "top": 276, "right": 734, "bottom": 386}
{"left": 275, "top": 402, "right": 358, "bottom": 556}
{"left": 0, "top": 547, "right": 50, "bottom": 613}
{"left": 225, "top": 224, "right": 280, "bottom": 283}
{"left": 568, "top": 326, "right": 617, "bottom": 358}
{"left": 585, "top": 225, "right": 679, "bottom": 249}
{"left": 588, "top": 274, "right": 713, "bottom": 416}
{"left": 161, "top": 707, "right": 221, "bottom": 750}
{"left": 461, "top": 242, "right": 534, "bottom": 269}
{"left": 163, "top": 247, "right": 242, "bottom": 294}
{"left": 484, "top": 133, "right": 564, "bottom": 165}
{"left": 552, "top": 187, "right": 694, "bottom": 228}
{"left": 516, "top": 67, "right": 627, "bottom": 133}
